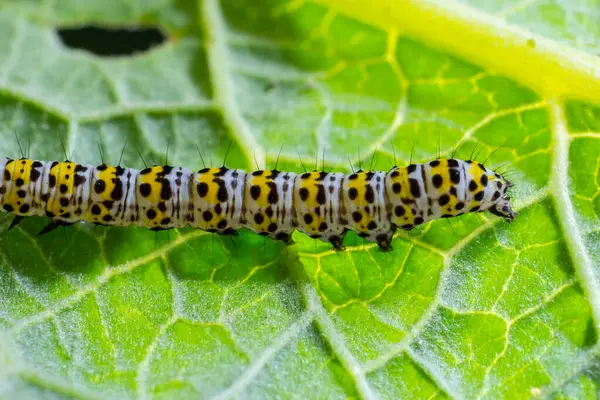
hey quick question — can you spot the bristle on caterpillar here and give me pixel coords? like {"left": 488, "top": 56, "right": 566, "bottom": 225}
{"left": 0, "top": 156, "right": 517, "bottom": 251}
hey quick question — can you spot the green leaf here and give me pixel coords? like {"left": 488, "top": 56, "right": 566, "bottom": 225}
{"left": 0, "top": 0, "right": 599, "bottom": 398}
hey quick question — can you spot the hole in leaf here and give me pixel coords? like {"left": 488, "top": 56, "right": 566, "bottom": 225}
{"left": 57, "top": 25, "right": 167, "bottom": 57}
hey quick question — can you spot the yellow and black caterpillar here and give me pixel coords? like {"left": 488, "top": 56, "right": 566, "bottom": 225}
{"left": 0, "top": 156, "right": 516, "bottom": 251}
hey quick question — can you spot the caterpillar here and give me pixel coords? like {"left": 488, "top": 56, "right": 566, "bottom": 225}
{"left": 0, "top": 156, "right": 516, "bottom": 251}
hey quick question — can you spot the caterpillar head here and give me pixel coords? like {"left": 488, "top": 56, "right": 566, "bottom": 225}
{"left": 488, "top": 178, "right": 518, "bottom": 222}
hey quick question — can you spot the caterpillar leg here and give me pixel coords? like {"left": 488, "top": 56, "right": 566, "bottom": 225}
{"left": 375, "top": 225, "right": 398, "bottom": 252}
{"left": 274, "top": 231, "right": 294, "bottom": 245}
{"left": 37, "top": 220, "right": 73, "bottom": 236}
{"left": 150, "top": 226, "right": 172, "bottom": 232}
{"left": 376, "top": 234, "right": 393, "bottom": 252}
{"left": 8, "top": 215, "right": 25, "bottom": 230}
{"left": 328, "top": 234, "right": 345, "bottom": 251}
{"left": 220, "top": 228, "right": 239, "bottom": 236}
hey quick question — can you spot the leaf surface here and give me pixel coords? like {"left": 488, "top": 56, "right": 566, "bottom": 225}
{"left": 0, "top": 0, "right": 599, "bottom": 398}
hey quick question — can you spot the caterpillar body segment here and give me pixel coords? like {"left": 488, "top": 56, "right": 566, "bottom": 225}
{"left": 295, "top": 171, "right": 347, "bottom": 249}
{"left": 0, "top": 156, "right": 517, "bottom": 251}
{"left": 243, "top": 169, "right": 296, "bottom": 243}
{"left": 342, "top": 170, "right": 395, "bottom": 251}
{"left": 193, "top": 167, "right": 245, "bottom": 234}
